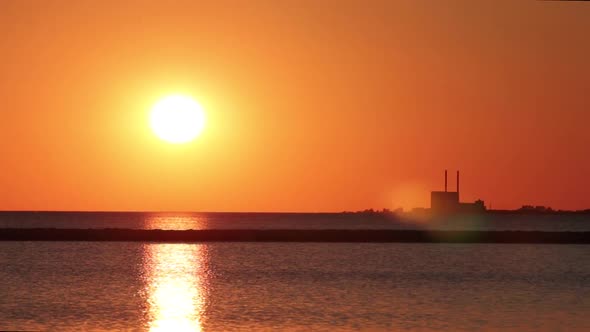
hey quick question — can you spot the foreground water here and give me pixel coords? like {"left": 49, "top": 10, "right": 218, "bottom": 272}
{"left": 1, "top": 242, "right": 589, "bottom": 331}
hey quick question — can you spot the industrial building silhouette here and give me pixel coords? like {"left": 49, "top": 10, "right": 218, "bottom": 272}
{"left": 431, "top": 170, "right": 485, "bottom": 214}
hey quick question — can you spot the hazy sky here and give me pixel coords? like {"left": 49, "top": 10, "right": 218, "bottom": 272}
{"left": 1, "top": 0, "right": 589, "bottom": 211}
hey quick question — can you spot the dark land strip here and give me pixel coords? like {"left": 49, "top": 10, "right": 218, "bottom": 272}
{"left": 1, "top": 229, "right": 590, "bottom": 244}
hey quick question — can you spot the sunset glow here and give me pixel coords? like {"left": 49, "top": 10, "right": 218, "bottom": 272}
{"left": 1, "top": 1, "right": 589, "bottom": 212}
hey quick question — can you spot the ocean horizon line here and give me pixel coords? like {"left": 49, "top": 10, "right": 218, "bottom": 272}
{"left": 1, "top": 209, "right": 589, "bottom": 215}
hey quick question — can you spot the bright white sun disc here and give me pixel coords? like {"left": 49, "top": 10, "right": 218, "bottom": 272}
{"left": 150, "top": 95, "right": 205, "bottom": 143}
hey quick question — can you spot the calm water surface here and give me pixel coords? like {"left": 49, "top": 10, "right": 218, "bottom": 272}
{"left": 1, "top": 242, "right": 589, "bottom": 331}
{"left": 1, "top": 212, "right": 589, "bottom": 231}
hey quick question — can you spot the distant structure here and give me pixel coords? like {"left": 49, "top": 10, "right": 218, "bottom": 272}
{"left": 430, "top": 170, "right": 485, "bottom": 214}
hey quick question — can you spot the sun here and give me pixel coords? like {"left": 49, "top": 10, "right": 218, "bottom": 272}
{"left": 150, "top": 95, "right": 206, "bottom": 144}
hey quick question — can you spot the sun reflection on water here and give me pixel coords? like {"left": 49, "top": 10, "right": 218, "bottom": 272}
{"left": 143, "top": 244, "right": 209, "bottom": 331}
{"left": 144, "top": 213, "right": 209, "bottom": 230}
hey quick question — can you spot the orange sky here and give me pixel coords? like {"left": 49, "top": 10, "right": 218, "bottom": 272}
{"left": 1, "top": 0, "right": 589, "bottom": 212}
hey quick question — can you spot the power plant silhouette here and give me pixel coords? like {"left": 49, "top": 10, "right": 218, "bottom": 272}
{"left": 431, "top": 170, "right": 485, "bottom": 214}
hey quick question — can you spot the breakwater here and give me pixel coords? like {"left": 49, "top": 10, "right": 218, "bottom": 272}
{"left": 1, "top": 228, "right": 590, "bottom": 243}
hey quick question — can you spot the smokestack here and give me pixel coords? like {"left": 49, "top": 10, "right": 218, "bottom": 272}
{"left": 456, "top": 170, "right": 460, "bottom": 199}
{"left": 445, "top": 170, "right": 447, "bottom": 192}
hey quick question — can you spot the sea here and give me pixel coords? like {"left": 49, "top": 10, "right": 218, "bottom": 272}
{"left": 1, "top": 212, "right": 589, "bottom": 331}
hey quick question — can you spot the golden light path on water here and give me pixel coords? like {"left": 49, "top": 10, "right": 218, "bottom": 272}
{"left": 143, "top": 243, "right": 209, "bottom": 331}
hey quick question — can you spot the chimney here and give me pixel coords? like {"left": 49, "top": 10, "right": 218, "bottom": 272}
{"left": 445, "top": 170, "right": 448, "bottom": 192}
{"left": 456, "top": 170, "right": 460, "bottom": 199}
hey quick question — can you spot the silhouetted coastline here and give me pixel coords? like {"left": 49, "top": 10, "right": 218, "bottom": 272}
{"left": 1, "top": 228, "right": 590, "bottom": 244}
{"left": 343, "top": 208, "right": 590, "bottom": 216}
